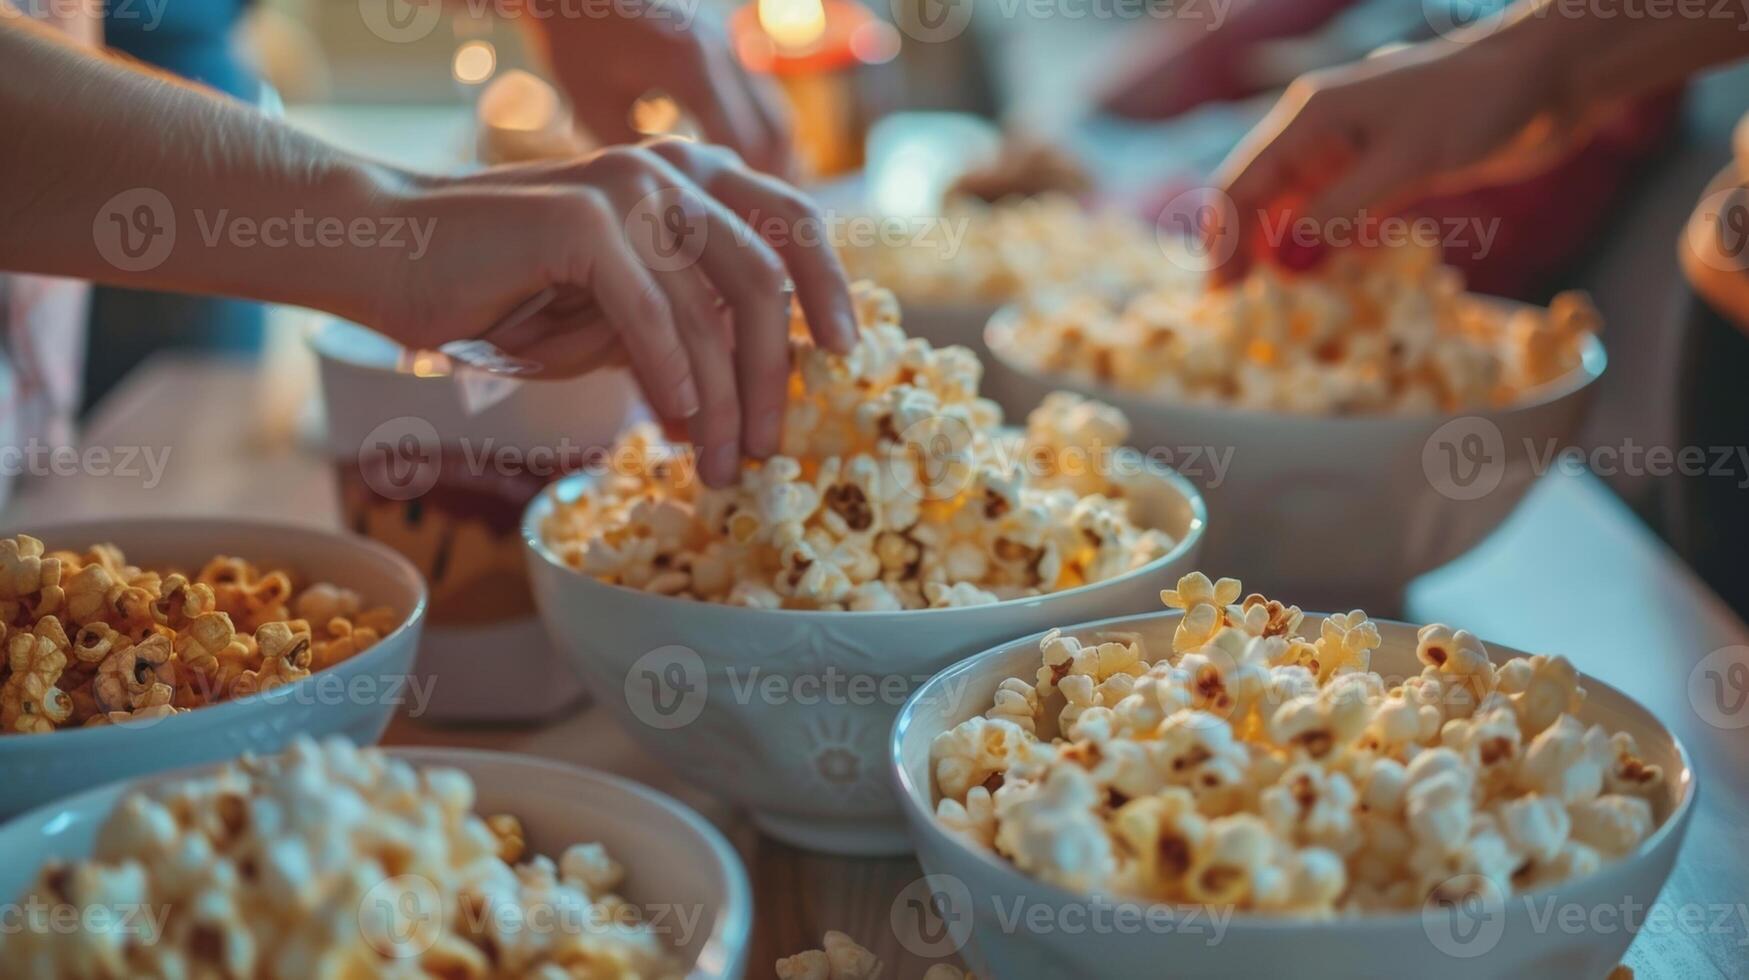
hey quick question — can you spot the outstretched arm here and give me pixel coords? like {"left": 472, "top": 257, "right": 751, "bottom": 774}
{"left": 0, "top": 7, "right": 857, "bottom": 486}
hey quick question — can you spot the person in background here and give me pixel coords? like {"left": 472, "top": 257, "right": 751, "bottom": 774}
{"left": 0, "top": 8, "right": 856, "bottom": 488}
{"left": 1201, "top": 2, "right": 1749, "bottom": 616}
{"left": 78, "top": 0, "right": 796, "bottom": 409}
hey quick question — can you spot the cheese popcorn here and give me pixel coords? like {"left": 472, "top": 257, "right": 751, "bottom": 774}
{"left": 1003, "top": 240, "right": 1600, "bottom": 415}
{"left": 931, "top": 576, "right": 1667, "bottom": 914}
{"left": 541, "top": 283, "right": 1176, "bottom": 610}
{"left": 0, "top": 536, "right": 397, "bottom": 734}
{"left": 0, "top": 738, "right": 684, "bottom": 979}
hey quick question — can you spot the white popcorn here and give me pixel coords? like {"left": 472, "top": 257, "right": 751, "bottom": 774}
{"left": 931, "top": 716, "right": 1038, "bottom": 800}
{"left": 994, "top": 766, "right": 1117, "bottom": 894}
{"left": 543, "top": 283, "right": 1171, "bottom": 611}
{"left": 930, "top": 577, "right": 1666, "bottom": 916}
{"left": 1003, "top": 240, "right": 1600, "bottom": 415}
{"left": 0, "top": 738, "right": 684, "bottom": 978}
{"left": 1568, "top": 795, "right": 1655, "bottom": 856}
{"left": 1494, "top": 794, "right": 1571, "bottom": 863}
{"left": 1519, "top": 714, "right": 1613, "bottom": 804}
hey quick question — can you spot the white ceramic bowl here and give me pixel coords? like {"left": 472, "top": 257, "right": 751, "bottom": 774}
{"left": 523, "top": 465, "right": 1207, "bottom": 856}
{"left": 891, "top": 611, "right": 1696, "bottom": 980}
{"left": 0, "top": 747, "right": 751, "bottom": 979}
{"left": 982, "top": 303, "right": 1607, "bottom": 613}
{"left": 0, "top": 517, "right": 428, "bottom": 819}
{"left": 902, "top": 299, "right": 1004, "bottom": 356}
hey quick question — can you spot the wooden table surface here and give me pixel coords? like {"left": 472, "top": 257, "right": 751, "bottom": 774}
{"left": 9, "top": 354, "right": 1748, "bottom": 979}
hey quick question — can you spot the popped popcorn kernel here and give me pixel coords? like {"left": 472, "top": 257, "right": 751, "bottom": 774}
{"left": 930, "top": 576, "right": 1669, "bottom": 915}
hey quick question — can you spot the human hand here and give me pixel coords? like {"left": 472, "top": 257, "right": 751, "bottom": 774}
{"left": 534, "top": 0, "right": 796, "bottom": 178}
{"left": 366, "top": 139, "right": 856, "bottom": 486}
{"left": 1207, "top": 32, "right": 1580, "bottom": 285}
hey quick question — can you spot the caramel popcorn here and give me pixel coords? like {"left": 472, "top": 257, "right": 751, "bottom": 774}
{"left": 0, "top": 536, "right": 398, "bottom": 734}
{"left": 930, "top": 573, "right": 1665, "bottom": 914}
{"left": 541, "top": 283, "right": 1176, "bottom": 611}
{"left": 0, "top": 738, "right": 685, "bottom": 979}
{"left": 837, "top": 195, "right": 1190, "bottom": 306}
{"left": 1002, "top": 241, "right": 1601, "bottom": 415}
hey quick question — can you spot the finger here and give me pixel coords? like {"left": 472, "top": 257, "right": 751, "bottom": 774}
{"left": 1211, "top": 141, "right": 1302, "bottom": 288}
{"left": 559, "top": 193, "right": 702, "bottom": 421}
{"left": 694, "top": 214, "right": 791, "bottom": 460}
{"left": 659, "top": 263, "right": 743, "bottom": 487}
{"left": 648, "top": 140, "right": 857, "bottom": 352}
{"left": 715, "top": 171, "right": 857, "bottom": 357}
{"left": 1210, "top": 87, "right": 1345, "bottom": 286}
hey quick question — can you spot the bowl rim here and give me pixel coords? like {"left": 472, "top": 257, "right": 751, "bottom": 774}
{"left": 0, "top": 516, "right": 430, "bottom": 749}
{"left": 0, "top": 745, "right": 753, "bottom": 976}
{"left": 982, "top": 296, "right": 1609, "bottom": 425}
{"left": 386, "top": 746, "right": 753, "bottom": 974}
{"left": 520, "top": 457, "right": 1208, "bottom": 622}
{"left": 888, "top": 607, "right": 1699, "bottom": 930}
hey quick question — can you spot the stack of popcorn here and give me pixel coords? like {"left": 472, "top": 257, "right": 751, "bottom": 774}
{"left": 541, "top": 283, "right": 1176, "bottom": 611}
{"left": 837, "top": 195, "right": 1190, "bottom": 306}
{"left": 931, "top": 574, "right": 1664, "bottom": 914}
{"left": 1005, "top": 241, "right": 1601, "bottom": 414}
{"left": 0, "top": 738, "right": 684, "bottom": 978}
{"left": 0, "top": 535, "right": 396, "bottom": 733}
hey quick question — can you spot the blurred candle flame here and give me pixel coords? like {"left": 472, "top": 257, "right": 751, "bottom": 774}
{"left": 452, "top": 40, "right": 496, "bottom": 85}
{"left": 757, "top": 0, "right": 827, "bottom": 50}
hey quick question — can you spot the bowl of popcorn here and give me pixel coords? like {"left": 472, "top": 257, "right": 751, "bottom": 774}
{"left": 524, "top": 284, "right": 1207, "bottom": 856}
{"left": 891, "top": 573, "right": 1694, "bottom": 979}
{"left": 837, "top": 194, "right": 1192, "bottom": 355}
{"left": 982, "top": 243, "right": 1607, "bottom": 612}
{"left": 0, "top": 737, "right": 752, "bottom": 978}
{"left": 0, "top": 519, "right": 424, "bottom": 818}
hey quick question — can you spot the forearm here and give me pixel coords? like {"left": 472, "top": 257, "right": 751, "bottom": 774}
{"left": 0, "top": 11, "right": 406, "bottom": 322}
{"left": 1489, "top": 0, "right": 1749, "bottom": 118}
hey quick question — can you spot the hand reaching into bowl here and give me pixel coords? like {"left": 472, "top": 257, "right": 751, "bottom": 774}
{"left": 0, "top": 12, "right": 855, "bottom": 487}
{"left": 374, "top": 139, "right": 859, "bottom": 486}
{"left": 1207, "top": 4, "right": 1749, "bottom": 285}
